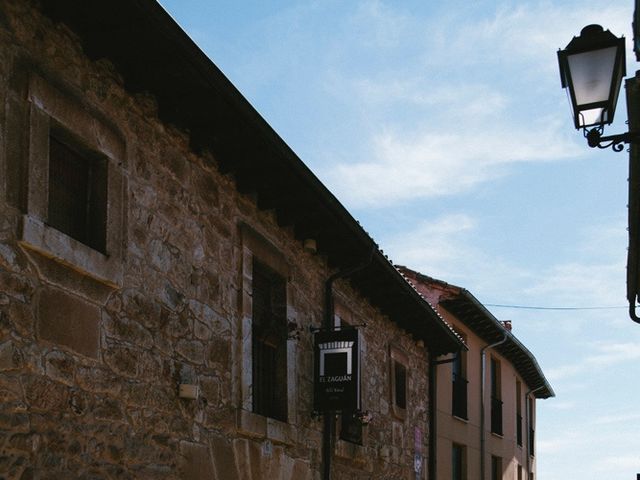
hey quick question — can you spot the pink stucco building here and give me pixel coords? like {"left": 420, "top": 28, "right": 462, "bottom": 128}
{"left": 401, "top": 267, "right": 554, "bottom": 480}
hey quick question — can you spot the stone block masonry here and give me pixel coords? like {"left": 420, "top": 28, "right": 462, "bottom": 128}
{"left": 0, "top": 2, "right": 432, "bottom": 479}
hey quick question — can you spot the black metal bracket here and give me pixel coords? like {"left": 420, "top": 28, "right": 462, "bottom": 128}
{"left": 585, "top": 127, "right": 640, "bottom": 151}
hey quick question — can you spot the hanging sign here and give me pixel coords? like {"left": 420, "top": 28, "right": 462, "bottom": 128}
{"left": 313, "top": 328, "right": 360, "bottom": 413}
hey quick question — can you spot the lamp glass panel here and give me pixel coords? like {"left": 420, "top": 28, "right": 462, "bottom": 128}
{"left": 567, "top": 46, "right": 618, "bottom": 106}
{"left": 578, "top": 107, "right": 607, "bottom": 128}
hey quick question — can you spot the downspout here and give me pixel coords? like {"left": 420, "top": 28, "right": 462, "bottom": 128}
{"left": 321, "top": 248, "right": 374, "bottom": 480}
{"left": 479, "top": 334, "right": 507, "bottom": 480}
{"left": 627, "top": 74, "right": 640, "bottom": 324}
{"left": 525, "top": 385, "right": 544, "bottom": 477}
{"left": 428, "top": 353, "right": 437, "bottom": 480}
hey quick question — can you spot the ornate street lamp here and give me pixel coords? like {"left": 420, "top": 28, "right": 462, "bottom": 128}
{"left": 558, "top": 21, "right": 640, "bottom": 323}
{"left": 557, "top": 24, "right": 631, "bottom": 150}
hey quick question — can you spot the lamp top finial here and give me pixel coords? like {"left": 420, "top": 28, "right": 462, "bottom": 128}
{"left": 580, "top": 24, "right": 604, "bottom": 37}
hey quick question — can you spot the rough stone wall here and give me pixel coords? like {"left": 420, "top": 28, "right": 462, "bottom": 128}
{"left": 0, "top": 2, "right": 430, "bottom": 479}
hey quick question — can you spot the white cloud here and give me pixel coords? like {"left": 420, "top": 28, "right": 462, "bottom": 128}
{"left": 538, "top": 428, "right": 640, "bottom": 480}
{"left": 593, "top": 412, "right": 640, "bottom": 425}
{"left": 537, "top": 429, "right": 584, "bottom": 455}
{"left": 544, "top": 400, "right": 576, "bottom": 411}
{"left": 385, "top": 214, "right": 477, "bottom": 272}
{"left": 435, "top": 2, "right": 630, "bottom": 75}
{"left": 328, "top": 119, "right": 579, "bottom": 207}
{"left": 382, "top": 212, "right": 536, "bottom": 292}
{"left": 349, "top": 0, "right": 413, "bottom": 50}
{"left": 593, "top": 454, "right": 640, "bottom": 473}
{"left": 384, "top": 213, "right": 476, "bottom": 273}
{"left": 524, "top": 261, "right": 624, "bottom": 305}
{"left": 348, "top": 79, "right": 510, "bottom": 114}
{"left": 317, "top": 1, "right": 630, "bottom": 208}
{"left": 546, "top": 341, "right": 640, "bottom": 381}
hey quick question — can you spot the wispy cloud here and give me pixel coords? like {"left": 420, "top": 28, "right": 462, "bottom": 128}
{"left": 538, "top": 428, "right": 640, "bottom": 480}
{"left": 328, "top": 120, "right": 579, "bottom": 207}
{"left": 592, "top": 454, "right": 640, "bottom": 473}
{"left": 315, "top": 1, "right": 629, "bottom": 208}
{"left": 383, "top": 213, "right": 533, "bottom": 291}
{"left": 387, "top": 214, "right": 477, "bottom": 271}
{"left": 544, "top": 400, "right": 577, "bottom": 411}
{"left": 383, "top": 213, "right": 628, "bottom": 338}
{"left": 546, "top": 341, "right": 640, "bottom": 381}
{"left": 524, "top": 262, "right": 624, "bottom": 306}
{"left": 448, "top": 3, "right": 630, "bottom": 70}
{"left": 593, "top": 412, "right": 640, "bottom": 425}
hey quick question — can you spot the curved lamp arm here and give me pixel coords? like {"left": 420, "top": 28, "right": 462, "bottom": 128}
{"left": 585, "top": 128, "right": 640, "bottom": 151}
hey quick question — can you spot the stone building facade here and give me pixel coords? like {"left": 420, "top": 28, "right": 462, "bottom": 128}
{"left": 0, "top": 1, "right": 462, "bottom": 479}
{"left": 400, "top": 268, "right": 554, "bottom": 480}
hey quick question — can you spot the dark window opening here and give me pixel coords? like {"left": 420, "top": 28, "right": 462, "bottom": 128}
{"left": 452, "top": 373, "right": 468, "bottom": 419}
{"left": 516, "top": 380, "right": 523, "bottom": 446}
{"left": 48, "top": 135, "right": 107, "bottom": 253}
{"left": 452, "top": 443, "right": 465, "bottom": 480}
{"left": 517, "top": 412, "right": 523, "bottom": 445}
{"left": 394, "top": 361, "right": 407, "bottom": 410}
{"left": 252, "top": 260, "right": 287, "bottom": 422}
{"left": 452, "top": 370, "right": 468, "bottom": 419}
{"left": 490, "top": 357, "right": 502, "bottom": 435}
{"left": 452, "top": 335, "right": 468, "bottom": 420}
{"left": 490, "top": 357, "right": 501, "bottom": 399}
{"left": 491, "top": 456, "right": 501, "bottom": 480}
{"left": 529, "top": 426, "right": 535, "bottom": 457}
{"left": 491, "top": 395, "right": 503, "bottom": 435}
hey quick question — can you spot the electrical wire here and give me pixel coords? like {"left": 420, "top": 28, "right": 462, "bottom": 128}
{"left": 483, "top": 303, "right": 633, "bottom": 311}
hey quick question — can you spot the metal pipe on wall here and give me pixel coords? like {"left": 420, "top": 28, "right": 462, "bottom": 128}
{"left": 525, "top": 385, "right": 544, "bottom": 477}
{"left": 321, "top": 249, "right": 374, "bottom": 480}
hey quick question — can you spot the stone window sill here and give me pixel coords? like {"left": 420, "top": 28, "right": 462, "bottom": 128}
{"left": 20, "top": 214, "right": 122, "bottom": 289}
{"left": 452, "top": 414, "right": 469, "bottom": 424}
{"left": 335, "top": 439, "right": 370, "bottom": 467}
{"left": 236, "top": 409, "right": 296, "bottom": 446}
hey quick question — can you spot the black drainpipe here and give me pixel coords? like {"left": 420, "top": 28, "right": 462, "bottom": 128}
{"left": 428, "top": 353, "right": 436, "bottom": 480}
{"left": 525, "top": 385, "right": 544, "bottom": 476}
{"left": 322, "top": 248, "right": 374, "bottom": 480}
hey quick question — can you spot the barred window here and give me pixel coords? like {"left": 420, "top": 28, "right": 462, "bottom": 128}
{"left": 48, "top": 134, "right": 107, "bottom": 253}
{"left": 390, "top": 347, "right": 408, "bottom": 419}
{"left": 252, "top": 260, "right": 287, "bottom": 421}
{"left": 394, "top": 361, "right": 407, "bottom": 410}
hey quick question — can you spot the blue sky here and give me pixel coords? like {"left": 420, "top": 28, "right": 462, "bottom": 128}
{"left": 159, "top": 1, "right": 640, "bottom": 478}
